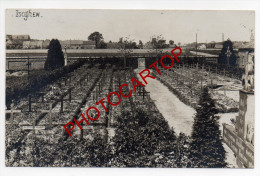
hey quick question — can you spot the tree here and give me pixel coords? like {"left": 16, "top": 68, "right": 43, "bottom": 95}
{"left": 118, "top": 37, "right": 123, "bottom": 44}
{"left": 118, "top": 36, "right": 134, "bottom": 67}
{"left": 139, "top": 40, "right": 143, "bottom": 49}
{"left": 97, "top": 40, "right": 107, "bottom": 49}
{"left": 218, "top": 39, "right": 236, "bottom": 66}
{"left": 148, "top": 35, "right": 167, "bottom": 61}
{"left": 88, "top": 32, "right": 104, "bottom": 48}
{"left": 188, "top": 87, "right": 227, "bottom": 168}
{"left": 169, "top": 40, "right": 174, "bottom": 45}
{"left": 44, "top": 39, "right": 64, "bottom": 70}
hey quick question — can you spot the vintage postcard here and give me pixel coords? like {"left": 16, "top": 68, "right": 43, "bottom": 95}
{"left": 5, "top": 9, "right": 255, "bottom": 168}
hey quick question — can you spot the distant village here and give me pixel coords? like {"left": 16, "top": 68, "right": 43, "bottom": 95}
{"left": 6, "top": 35, "right": 96, "bottom": 49}
{"left": 6, "top": 34, "right": 254, "bottom": 51}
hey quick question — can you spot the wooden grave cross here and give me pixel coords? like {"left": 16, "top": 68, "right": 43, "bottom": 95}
{"left": 139, "top": 86, "right": 150, "bottom": 100}
{"left": 60, "top": 97, "right": 64, "bottom": 113}
{"left": 62, "top": 88, "right": 73, "bottom": 103}
{"left": 22, "top": 119, "right": 45, "bottom": 136}
{"left": 26, "top": 57, "right": 32, "bottom": 81}
{"left": 6, "top": 103, "right": 21, "bottom": 126}
{"left": 40, "top": 104, "right": 60, "bottom": 127}
{"left": 28, "top": 94, "right": 32, "bottom": 112}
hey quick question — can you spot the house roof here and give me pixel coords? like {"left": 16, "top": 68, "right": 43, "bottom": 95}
{"left": 83, "top": 41, "right": 95, "bottom": 45}
{"left": 12, "top": 35, "right": 30, "bottom": 40}
{"left": 30, "top": 40, "right": 43, "bottom": 45}
{"left": 70, "top": 40, "right": 83, "bottom": 45}
{"left": 237, "top": 42, "right": 254, "bottom": 49}
{"left": 238, "top": 42, "right": 255, "bottom": 50}
{"left": 60, "top": 40, "right": 69, "bottom": 45}
{"left": 43, "top": 40, "right": 50, "bottom": 45}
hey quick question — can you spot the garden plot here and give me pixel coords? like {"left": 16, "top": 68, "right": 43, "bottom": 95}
{"left": 5, "top": 64, "right": 106, "bottom": 166}
{"left": 156, "top": 66, "right": 240, "bottom": 112}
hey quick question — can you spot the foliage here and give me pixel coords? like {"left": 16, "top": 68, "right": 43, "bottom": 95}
{"left": 6, "top": 59, "right": 87, "bottom": 107}
{"left": 88, "top": 32, "right": 104, "bottom": 48}
{"left": 44, "top": 39, "right": 64, "bottom": 70}
{"left": 188, "top": 87, "right": 227, "bottom": 168}
{"left": 218, "top": 39, "right": 236, "bottom": 66}
{"left": 139, "top": 40, "right": 143, "bottom": 49}
{"left": 169, "top": 40, "right": 174, "bottom": 45}
{"left": 148, "top": 35, "right": 168, "bottom": 58}
{"left": 97, "top": 40, "right": 107, "bottom": 49}
{"left": 110, "top": 109, "right": 179, "bottom": 167}
{"left": 117, "top": 36, "right": 135, "bottom": 67}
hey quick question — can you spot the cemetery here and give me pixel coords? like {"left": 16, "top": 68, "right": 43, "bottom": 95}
{"left": 5, "top": 47, "right": 251, "bottom": 168}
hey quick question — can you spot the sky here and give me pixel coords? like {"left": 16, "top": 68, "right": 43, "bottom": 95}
{"left": 5, "top": 9, "right": 255, "bottom": 44}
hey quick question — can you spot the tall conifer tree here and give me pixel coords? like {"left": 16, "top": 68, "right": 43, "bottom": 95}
{"left": 218, "top": 39, "right": 236, "bottom": 66}
{"left": 189, "top": 87, "right": 227, "bottom": 168}
{"left": 44, "top": 39, "right": 64, "bottom": 70}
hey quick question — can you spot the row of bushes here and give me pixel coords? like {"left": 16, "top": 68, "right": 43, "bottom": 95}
{"left": 63, "top": 70, "right": 104, "bottom": 140}
{"left": 6, "top": 59, "right": 88, "bottom": 107}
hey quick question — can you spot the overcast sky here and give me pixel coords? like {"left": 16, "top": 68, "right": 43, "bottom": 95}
{"left": 6, "top": 9, "right": 254, "bottom": 44}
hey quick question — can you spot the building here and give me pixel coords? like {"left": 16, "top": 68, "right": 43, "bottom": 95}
{"left": 237, "top": 43, "right": 254, "bottom": 68}
{"left": 82, "top": 41, "right": 95, "bottom": 49}
{"left": 11, "top": 35, "right": 30, "bottom": 40}
{"left": 43, "top": 40, "right": 50, "bottom": 49}
{"left": 237, "top": 31, "right": 254, "bottom": 68}
{"left": 60, "top": 40, "right": 96, "bottom": 49}
{"left": 6, "top": 34, "right": 31, "bottom": 49}
{"left": 60, "top": 40, "right": 71, "bottom": 49}
{"left": 22, "top": 41, "right": 30, "bottom": 49}
{"left": 198, "top": 44, "right": 206, "bottom": 50}
{"left": 206, "top": 41, "right": 215, "bottom": 49}
{"left": 70, "top": 40, "right": 84, "bottom": 49}
{"left": 6, "top": 39, "right": 23, "bottom": 49}
{"left": 23, "top": 40, "right": 43, "bottom": 49}
{"left": 215, "top": 43, "right": 223, "bottom": 49}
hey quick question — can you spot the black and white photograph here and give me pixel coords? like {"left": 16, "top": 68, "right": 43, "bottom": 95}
{"left": 3, "top": 7, "right": 257, "bottom": 171}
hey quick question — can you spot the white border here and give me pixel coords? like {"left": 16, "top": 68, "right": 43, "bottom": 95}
{"left": 0, "top": 0, "right": 259, "bottom": 176}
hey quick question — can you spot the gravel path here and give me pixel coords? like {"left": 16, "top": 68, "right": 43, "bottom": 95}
{"left": 135, "top": 68, "right": 238, "bottom": 167}
{"left": 135, "top": 69, "right": 196, "bottom": 136}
